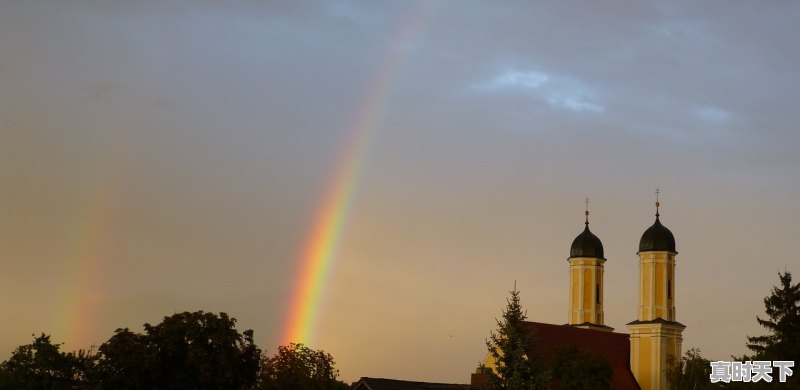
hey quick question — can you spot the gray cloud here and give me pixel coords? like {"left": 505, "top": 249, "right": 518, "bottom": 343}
{"left": 472, "top": 69, "right": 604, "bottom": 112}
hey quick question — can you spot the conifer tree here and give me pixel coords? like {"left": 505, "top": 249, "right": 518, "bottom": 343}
{"left": 485, "top": 284, "right": 548, "bottom": 390}
{"left": 746, "top": 271, "right": 800, "bottom": 363}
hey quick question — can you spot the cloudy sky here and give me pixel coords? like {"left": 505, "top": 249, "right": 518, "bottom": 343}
{"left": 2, "top": 0, "right": 799, "bottom": 384}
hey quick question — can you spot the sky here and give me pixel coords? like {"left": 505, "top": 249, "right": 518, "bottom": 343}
{"left": 1, "top": 0, "right": 800, "bottom": 384}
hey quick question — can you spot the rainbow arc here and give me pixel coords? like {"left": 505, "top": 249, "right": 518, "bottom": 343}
{"left": 280, "top": 2, "right": 437, "bottom": 345}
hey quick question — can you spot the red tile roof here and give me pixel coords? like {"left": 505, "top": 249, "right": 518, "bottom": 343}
{"left": 524, "top": 322, "right": 641, "bottom": 390}
{"left": 353, "top": 377, "right": 475, "bottom": 390}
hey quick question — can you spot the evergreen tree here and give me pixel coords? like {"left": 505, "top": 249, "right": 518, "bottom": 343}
{"left": 746, "top": 271, "right": 800, "bottom": 363}
{"left": 485, "top": 285, "right": 548, "bottom": 390}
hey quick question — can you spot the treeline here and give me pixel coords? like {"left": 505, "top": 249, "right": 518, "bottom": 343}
{"left": 0, "top": 311, "right": 349, "bottom": 390}
{"left": 669, "top": 271, "right": 800, "bottom": 389}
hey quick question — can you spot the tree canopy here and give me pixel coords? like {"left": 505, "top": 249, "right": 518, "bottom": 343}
{"left": 549, "top": 345, "right": 611, "bottom": 390}
{"left": 667, "top": 348, "right": 717, "bottom": 390}
{"left": 0, "top": 311, "right": 352, "bottom": 390}
{"left": 256, "top": 343, "right": 349, "bottom": 390}
{"left": 1, "top": 312, "right": 262, "bottom": 390}
{"left": 0, "top": 334, "right": 93, "bottom": 390}
{"left": 94, "top": 311, "right": 261, "bottom": 390}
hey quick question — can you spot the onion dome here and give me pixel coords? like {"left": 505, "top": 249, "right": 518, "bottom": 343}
{"left": 638, "top": 201, "right": 676, "bottom": 252}
{"left": 569, "top": 208, "right": 604, "bottom": 259}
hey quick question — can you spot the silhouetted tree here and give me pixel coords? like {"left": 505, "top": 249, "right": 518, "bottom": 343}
{"left": 94, "top": 328, "right": 152, "bottom": 389}
{"left": 0, "top": 333, "right": 94, "bottom": 390}
{"left": 95, "top": 311, "right": 260, "bottom": 390}
{"left": 667, "top": 348, "right": 723, "bottom": 390}
{"left": 550, "top": 345, "right": 611, "bottom": 390}
{"left": 256, "top": 343, "right": 348, "bottom": 390}
{"left": 484, "top": 285, "right": 548, "bottom": 390}
{"left": 746, "top": 271, "right": 800, "bottom": 363}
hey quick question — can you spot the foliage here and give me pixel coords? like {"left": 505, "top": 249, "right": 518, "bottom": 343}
{"left": 0, "top": 333, "right": 94, "bottom": 390}
{"left": 0, "top": 312, "right": 354, "bottom": 390}
{"left": 94, "top": 328, "right": 150, "bottom": 389}
{"left": 667, "top": 348, "right": 723, "bottom": 390}
{"left": 256, "top": 343, "right": 349, "bottom": 390}
{"left": 746, "top": 271, "right": 800, "bottom": 363}
{"left": 735, "top": 271, "right": 800, "bottom": 389}
{"left": 484, "top": 285, "right": 548, "bottom": 390}
{"left": 0, "top": 312, "right": 358, "bottom": 389}
{"left": 549, "top": 345, "right": 611, "bottom": 390}
{"left": 94, "top": 311, "right": 261, "bottom": 390}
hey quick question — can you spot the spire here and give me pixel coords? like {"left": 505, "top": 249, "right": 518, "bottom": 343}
{"left": 570, "top": 197, "right": 604, "bottom": 258}
{"left": 639, "top": 187, "right": 676, "bottom": 252}
{"left": 585, "top": 197, "right": 590, "bottom": 226}
{"left": 655, "top": 187, "right": 661, "bottom": 218}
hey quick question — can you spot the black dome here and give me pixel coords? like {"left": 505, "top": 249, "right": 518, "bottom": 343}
{"left": 570, "top": 224, "right": 604, "bottom": 258}
{"left": 639, "top": 215, "right": 676, "bottom": 252}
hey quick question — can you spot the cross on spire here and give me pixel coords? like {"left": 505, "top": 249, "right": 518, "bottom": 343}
{"left": 584, "top": 197, "right": 590, "bottom": 225}
{"left": 655, "top": 187, "right": 661, "bottom": 217}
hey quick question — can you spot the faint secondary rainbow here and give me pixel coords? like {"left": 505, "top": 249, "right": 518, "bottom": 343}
{"left": 281, "top": 2, "right": 437, "bottom": 345}
{"left": 54, "top": 146, "right": 126, "bottom": 351}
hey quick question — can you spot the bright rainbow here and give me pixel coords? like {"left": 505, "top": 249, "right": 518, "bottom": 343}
{"left": 281, "top": 2, "right": 437, "bottom": 345}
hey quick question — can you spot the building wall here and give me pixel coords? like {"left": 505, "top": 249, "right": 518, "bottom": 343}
{"left": 629, "top": 323, "right": 684, "bottom": 390}
{"left": 568, "top": 257, "right": 605, "bottom": 326}
{"left": 637, "top": 252, "right": 676, "bottom": 322}
{"left": 630, "top": 249, "right": 683, "bottom": 390}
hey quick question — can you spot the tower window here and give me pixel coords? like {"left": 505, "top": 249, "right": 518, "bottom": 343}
{"left": 596, "top": 284, "right": 600, "bottom": 304}
{"left": 667, "top": 279, "right": 672, "bottom": 300}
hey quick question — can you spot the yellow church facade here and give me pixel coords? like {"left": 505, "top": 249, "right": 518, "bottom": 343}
{"left": 565, "top": 201, "right": 685, "bottom": 389}
{"left": 627, "top": 203, "right": 685, "bottom": 390}
{"left": 478, "top": 200, "right": 685, "bottom": 390}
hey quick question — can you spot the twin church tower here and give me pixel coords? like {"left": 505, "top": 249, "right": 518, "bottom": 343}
{"left": 567, "top": 198, "right": 684, "bottom": 390}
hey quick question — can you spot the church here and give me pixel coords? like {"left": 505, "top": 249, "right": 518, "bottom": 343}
{"left": 354, "top": 199, "right": 685, "bottom": 390}
{"left": 474, "top": 198, "right": 685, "bottom": 389}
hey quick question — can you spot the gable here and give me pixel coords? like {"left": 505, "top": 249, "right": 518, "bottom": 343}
{"left": 353, "top": 377, "right": 474, "bottom": 390}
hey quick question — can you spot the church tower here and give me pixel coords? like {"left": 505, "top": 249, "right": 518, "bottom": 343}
{"left": 567, "top": 201, "right": 612, "bottom": 331}
{"left": 628, "top": 196, "right": 685, "bottom": 390}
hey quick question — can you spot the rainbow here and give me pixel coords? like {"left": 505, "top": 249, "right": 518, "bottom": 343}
{"left": 54, "top": 147, "right": 126, "bottom": 351}
{"left": 281, "top": 2, "right": 437, "bottom": 345}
